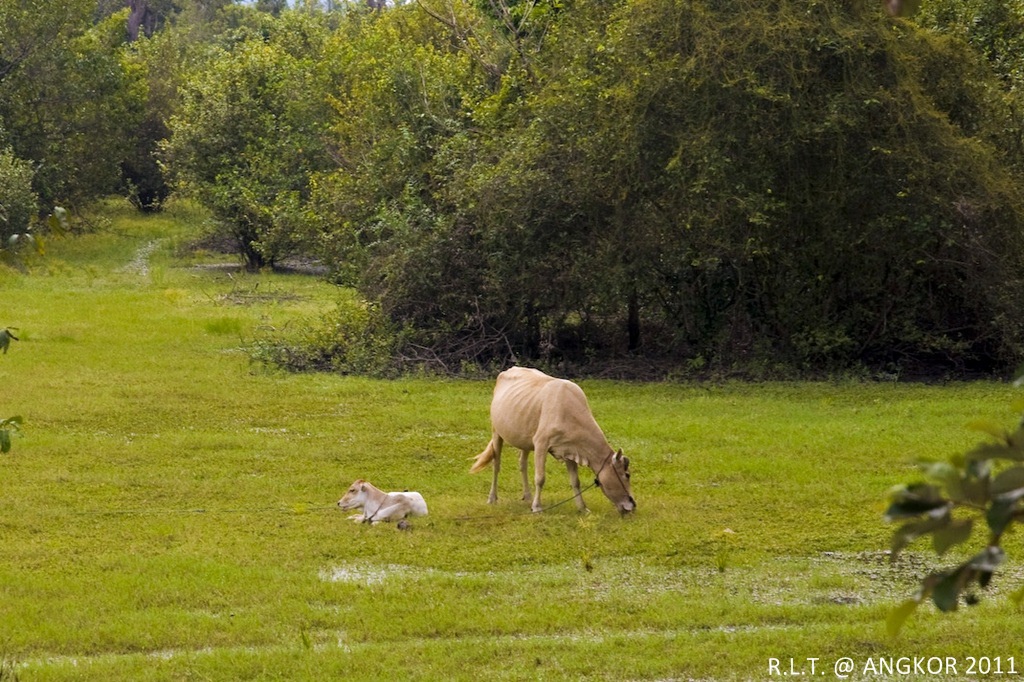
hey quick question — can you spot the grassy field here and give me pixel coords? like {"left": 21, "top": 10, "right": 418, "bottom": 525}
{"left": 2, "top": 202, "right": 1024, "bottom": 680}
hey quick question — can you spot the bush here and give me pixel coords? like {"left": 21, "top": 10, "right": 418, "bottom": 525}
{"left": 0, "top": 147, "right": 38, "bottom": 242}
{"left": 250, "top": 295, "right": 400, "bottom": 377}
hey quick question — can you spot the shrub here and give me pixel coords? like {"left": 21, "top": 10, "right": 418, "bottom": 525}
{"left": 0, "top": 147, "right": 38, "bottom": 243}
{"left": 250, "top": 296, "right": 400, "bottom": 377}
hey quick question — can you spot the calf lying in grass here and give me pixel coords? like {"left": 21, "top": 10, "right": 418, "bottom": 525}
{"left": 337, "top": 479, "right": 428, "bottom": 524}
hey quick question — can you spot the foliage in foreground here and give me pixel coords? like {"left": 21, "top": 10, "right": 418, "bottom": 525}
{"left": 885, "top": 403, "right": 1024, "bottom": 634}
{"left": 0, "top": 416, "right": 22, "bottom": 454}
{"left": 0, "top": 326, "right": 21, "bottom": 454}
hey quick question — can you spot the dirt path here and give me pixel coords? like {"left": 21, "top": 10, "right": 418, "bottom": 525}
{"left": 121, "top": 239, "right": 163, "bottom": 277}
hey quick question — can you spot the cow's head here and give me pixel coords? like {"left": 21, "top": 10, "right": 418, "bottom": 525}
{"left": 595, "top": 450, "right": 635, "bottom": 515}
{"left": 337, "top": 479, "right": 368, "bottom": 510}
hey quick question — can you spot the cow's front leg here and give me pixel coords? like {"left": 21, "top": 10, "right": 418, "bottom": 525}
{"left": 531, "top": 442, "right": 548, "bottom": 512}
{"left": 519, "top": 449, "right": 531, "bottom": 501}
{"left": 565, "top": 460, "right": 588, "bottom": 512}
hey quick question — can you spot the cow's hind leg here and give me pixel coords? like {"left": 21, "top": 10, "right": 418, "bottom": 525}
{"left": 370, "top": 502, "right": 409, "bottom": 523}
{"left": 565, "top": 460, "right": 588, "bottom": 512}
{"left": 488, "top": 435, "right": 503, "bottom": 504}
{"left": 518, "top": 449, "right": 531, "bottom": 501}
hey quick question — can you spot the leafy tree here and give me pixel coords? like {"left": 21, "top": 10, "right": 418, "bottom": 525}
{"left": 164, "top": 9, "right": 335, "bottom": 269}
{"left": 557, "top": 0, "right": 1024, "bottom": 372}
{"left": 0, "top": 4, "right": 147, "bottom": 208}
{"left": 120, "top": 26, "right": 190, "bottom": 213}
{"left": 917, "top": 0, "right": 1024, "bottom": 86}
{"left": 332, "top": 0, "right": 1024, "bottom": 374}
{"left": 0, "top": 0, "right": 93, "bottom": 85}
{"left": 915, "top": 0, "right": 1024, "bottom": 172}
{"left": 307, "top": 3, "right": 488, "bottom": 316}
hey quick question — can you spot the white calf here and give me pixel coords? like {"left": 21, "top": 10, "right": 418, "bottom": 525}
{"left": 337, "top": 479, "right": 428, "bottom": 524}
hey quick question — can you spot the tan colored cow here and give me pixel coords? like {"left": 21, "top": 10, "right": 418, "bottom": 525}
{"left": 337, "top": 479, "right": 428, "bottom": 524}
{"left": 470, "top": 366, "right": 636, "bottom": 514}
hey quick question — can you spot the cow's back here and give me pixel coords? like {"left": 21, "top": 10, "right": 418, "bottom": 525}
{"left": 489, "top": 367, "right": 549, "bottom": 450}
{"left": 490, "top": 367, "right": 606, "bottom": 459}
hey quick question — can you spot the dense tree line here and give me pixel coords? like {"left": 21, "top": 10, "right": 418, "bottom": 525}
{"left": 2, "top": 0, "right": 1024, "bottom": 376}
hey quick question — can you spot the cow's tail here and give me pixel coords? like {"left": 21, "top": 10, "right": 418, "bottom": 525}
{"left": 469, "top": 437, "right": 499, "bottom": 473}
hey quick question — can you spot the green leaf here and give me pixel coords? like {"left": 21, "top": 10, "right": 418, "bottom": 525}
{"left": 919, "top": 547, "right": 1004, "bottom": 613}
{"left": 991, "top": 467, "right": 1024, "bottom": 496}
{"left": 920, "top": 459, "right": 958, "bottom": 482}
{"left": 920, "top": 460, "right": 972, "bottom": 502}
{"left": 987, "top": 494, "right": 1023, "bottom": 536}
{"left": 1009, "top": 423, "right": 1024, "bottom": 450}
{"left": 890, "top": 513, "right": 949, "bottom": 558}
{"left": 967, "top": 419, "right": 1008, "bottom": 441}
{"left": 887, "top": 599, "right": 920, "bottom": 637}
{"left": 884, "top": 483, "right": 949, "bottom": 520}
{"left": 972, "top": 545, "right": 1006, "bottom": 572}
{"left": 0, "top": 430, "right": 10, "bottom": 453}
{"left": 959, "top": 476, "right": 989, "bottom": 506}
{"left": 931, "top": 519, "right": 973, "bottom": 556}
{"left": 967, "top": 442, "right": 1024, "bottom": 463}
{"left": 0, "top": 415, "right": 24, "bottom": 428}
{"left": 966, "top": 457, "right": 992, "bottom": 479}
{"left": 932, "top": 571, "right": 963, "bottom": 612}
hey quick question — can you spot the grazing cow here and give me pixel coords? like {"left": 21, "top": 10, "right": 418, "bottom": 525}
{"left": 337, "top": 479, "right": 428, "bottom": 524}
{"left": 470, "top": 366, "right": 636, "bottom": 514}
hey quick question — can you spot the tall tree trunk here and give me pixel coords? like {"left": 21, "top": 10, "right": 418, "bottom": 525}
{"left": 627, "top": 289, "right": 641, "bottom": 352}
{"left": 127, "top": 0, "right": 157, "bottom": 41}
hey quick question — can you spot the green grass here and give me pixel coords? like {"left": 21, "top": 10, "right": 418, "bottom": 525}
{"left": 2, "top": 201, "right": 1024, "bottom": 680}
